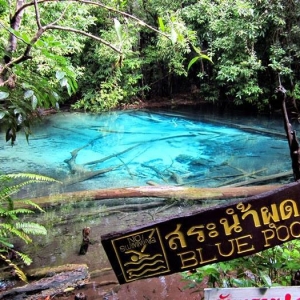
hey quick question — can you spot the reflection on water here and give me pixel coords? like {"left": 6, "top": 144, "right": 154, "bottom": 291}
{"left": 0, "top": 109, "right": 293, "bottom": 197}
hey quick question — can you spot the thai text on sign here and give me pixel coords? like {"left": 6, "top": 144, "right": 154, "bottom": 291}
{"left": 204, "top": 287, "right": 300, "bottom": 300}
{"left": 101, "top": 182, "right": 300, "bottom": 284}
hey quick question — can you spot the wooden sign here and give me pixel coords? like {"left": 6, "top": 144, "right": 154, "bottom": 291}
{"left": 204, "top": 287, "right": 300, "bottom": 299}
{"left": 101, "top": 182, "right": 300, "bottom": 284}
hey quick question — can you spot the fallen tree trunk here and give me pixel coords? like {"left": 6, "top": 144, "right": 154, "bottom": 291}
{"left": 0, "top": 264, "right": 89, "bottom": 300}
{"left": 19, "top": 184, "right": 282, "bottom": 209}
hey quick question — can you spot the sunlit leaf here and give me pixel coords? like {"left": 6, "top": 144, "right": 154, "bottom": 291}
{"left": 0, "top": 111, "right": 5, "bottom": 120}
{"left": 187, "top": 56, "right": 200, "bottom": 71}
{"left": 67, "top": 83, "right": 72, "bottom": 96}
{"left": 52, "top": 92, "right": 60, "bottom": 100}
{"left": 31, "top": 95, "right": 38, "bottom": 110}
{"left": 60, "top": 77, "right": 68, "bottom": 87}
{"left": 114, "top": 18, "right": 122, "bottom": 43}
{"left": 67, "top": 77, "right": 78, "bottom": 93}
{"left": 24, "top": 90, "right": 34, "bottom": 99}
{"left": 20, "top": 32, "right": 31, "bottom": 44}
{"left": 259, "top": 271, "right": 272, "bottom": 287}
{"left": 0, "top": 92, "right": 9, "bottom": 100}
{"left": 56, "top": 70, "right": 66, "bottom": 80}
{"left": 171, "top": 27, "right": 177, "bottom": 44}
{"left": 192, "top": 44, "right": 202, "bottom": 55}
{"left": 17, "top": 113, "right": 23, "bottom": 125}
{"left": 158, "top": 17, "right": 165, "bottom": 32}
{"left": 200, "top": 53, "right": 213, "bottom": 64}
{"left": 34, "top": 39, "right": 44, "bottom": 47}
{"left": 14, "top": 108, "right": 22, "bottom": 115}
{"left": 7, "top": 28, "right": 30, "bottom": 44}
{"left": 191, "top": 45, "right": 213, "bottom": 64}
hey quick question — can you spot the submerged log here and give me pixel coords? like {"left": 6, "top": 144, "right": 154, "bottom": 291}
{"left": 18, "top": 184, "right": 282, "bottom": 209}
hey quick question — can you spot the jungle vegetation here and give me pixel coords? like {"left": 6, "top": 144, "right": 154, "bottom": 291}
{"left": 1, "top": 0, "right": 300, "bottom": 291}
{"left": 0, "top": 0, "right": 300, "bottom": 143}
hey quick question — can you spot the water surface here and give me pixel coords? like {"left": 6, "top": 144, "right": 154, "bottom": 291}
{"left": 1, "top": 109, "right": 293, "bottom": 196}
{"left": 0, "top": 109, "right": 295, "bottom": 299}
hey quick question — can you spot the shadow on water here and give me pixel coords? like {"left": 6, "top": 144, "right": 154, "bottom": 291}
{"left": 0, "top": 108, "right": 295, "bottom": 299}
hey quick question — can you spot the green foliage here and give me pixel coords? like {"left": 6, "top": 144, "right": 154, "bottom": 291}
{"left": 72, "top": 14, "right": 152, "bottom": 112}
{"left": 2, "top": 0, "right": 300, "bottom": 129}
{"left": 181, "top": 0, "right": 266, "bottom": 106}
{"left": 0, "top": 1, "right": 97, "bottom": 143}
{"left": 182, "top": 240, "right": 300, "bottom": 291}
{"left": 0, "top": 173, "right": 59, "bottom": 282}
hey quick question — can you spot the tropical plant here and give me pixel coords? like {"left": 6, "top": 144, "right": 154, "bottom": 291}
{"left": 0, "top": 173, "right": 59, "bottom": 282}
{"left": 0, "top": 0, "right": 182, "bottom": 142}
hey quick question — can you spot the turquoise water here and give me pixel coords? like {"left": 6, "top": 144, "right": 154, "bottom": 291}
{"left": 0, "top": 109, "right": 293, "bottom": 195}
{"left": 0, "top": 109, "right": 295, "bottom": 296}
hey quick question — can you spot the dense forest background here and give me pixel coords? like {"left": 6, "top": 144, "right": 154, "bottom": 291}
{"left": 1, "top": 0, "right": 300, "bottom": 142}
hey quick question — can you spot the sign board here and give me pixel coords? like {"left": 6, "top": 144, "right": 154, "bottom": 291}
{"left": 101, "top": 182, "right": 300, "bottom": 284}
{"left": 204, "top": 287, "right": 300, "bottom": 300}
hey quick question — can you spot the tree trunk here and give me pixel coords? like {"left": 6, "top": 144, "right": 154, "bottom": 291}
{"left": 21, "top": 184, "right": 282, "bottom": 209}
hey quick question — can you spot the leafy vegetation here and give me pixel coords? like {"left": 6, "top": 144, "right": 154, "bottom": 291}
{"left": 1, "top": 0, "right": 300, "bottom": 289}
{"left": 2, "top": 0, "right": 300, "bottom": 143}
{"left": 0, "top": 173, "right": 58, "bottom": 282}
{"left": 182, "top": 240, "right": 300, "bottom": 291}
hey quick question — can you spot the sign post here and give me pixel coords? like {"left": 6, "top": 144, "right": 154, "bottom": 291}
{"left": 101, "top": 181, "right": 300, "bottom": 284}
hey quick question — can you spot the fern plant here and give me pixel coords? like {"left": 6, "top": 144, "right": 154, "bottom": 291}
{"left": 0, "top": 173, "right": 59, "bottom": 282}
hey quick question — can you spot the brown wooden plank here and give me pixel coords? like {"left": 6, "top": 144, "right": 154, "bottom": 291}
{"left": 101, "top": 182, "right": 300, "bottom": 284}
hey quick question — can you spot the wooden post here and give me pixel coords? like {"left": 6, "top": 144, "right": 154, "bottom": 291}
{"left": 79, "top": 227, "right": 91, "bottom": 255}
{"left": 277, "top": 81, "right": 300, "bottom": 180}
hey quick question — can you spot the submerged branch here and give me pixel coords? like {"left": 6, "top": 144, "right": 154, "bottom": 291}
{"left": 223, "top": 170, "right": 293, "bottom": 187}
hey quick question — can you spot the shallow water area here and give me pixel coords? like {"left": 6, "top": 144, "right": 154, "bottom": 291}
{"left": 0, "top": 109, "right": 295, "bottom": 299}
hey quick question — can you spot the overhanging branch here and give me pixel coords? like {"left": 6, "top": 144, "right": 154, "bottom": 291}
{"left": 44, "top": 25, "right": 122, "bottom": 54}
{"left": 12, "top": 0, "right": 170, "bottom": 40}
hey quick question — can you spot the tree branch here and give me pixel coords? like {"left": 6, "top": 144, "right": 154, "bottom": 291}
{"left": 2, "top": 0, "right": 168, "bottom": 74}
{"left": 48, "top": 3, "right": 70, "bottom": 26}
{"left": 44, "top": 25, "right": 122, "bottom": 53}
{"left": 33, "top": 0, "right": 42, "bottom": 29}
{"left": 12, "top": 0, "right": 170, "bottom": 40}
{"left": 76, "top": 0, "right": 170, "bottom": 40}
{"left": 8, "top": 0, "right": 25, "bottom": 54}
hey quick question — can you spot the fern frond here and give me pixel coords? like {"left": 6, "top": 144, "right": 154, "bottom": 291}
{"left": 0, "top": 173, "right": 60, "bottom": 203}
{"left": 0, "top": 237, "right": 14, "bottom": 249}
{"left": 0, "top": 208, "right": 34, "bottom": 219}
{"left": 14, "top": 199, "right": 45, "bottom": 212}
{"left": 15, "top": 222, "right": 47, "bottom": 236}
{"left": 0, "top": 253, "right": 28, "bottom": 282}
{"left": 0, "top": 172, "right": 55, "bottom": 274}
{"left": 4, "top": 173, "right": 60, "bottom": 183}
{"left": 10, "top": 208, "right": 34, "bottom": 215}
{"left": 14, "top": 250, "right": 33, "bottom": 266}
{"left": 0, "top": 185, "right": 19, "bottom": 202}
{"left": 0, "top": 223, "right": 32, "bottom": 243}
